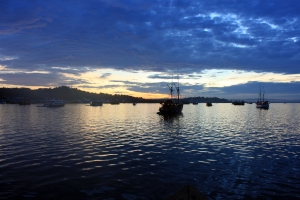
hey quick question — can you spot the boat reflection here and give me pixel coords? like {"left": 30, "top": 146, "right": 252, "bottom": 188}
{"left": 159, "top": 113, "right": 183, "bottom": 122}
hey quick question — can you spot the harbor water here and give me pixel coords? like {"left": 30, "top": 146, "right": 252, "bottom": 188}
{"left": 0, "top": 103, "right": 300, "bottom": 199}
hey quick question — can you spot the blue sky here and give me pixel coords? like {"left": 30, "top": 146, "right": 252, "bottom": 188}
{"left": 1, "top": 0, "right": 300, "bottom": 100}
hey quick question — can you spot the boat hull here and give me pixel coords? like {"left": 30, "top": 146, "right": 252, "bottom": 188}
{"left": 158, "top": 100, "right": 183, "bottom": 114}
{"left": 256, "top": 101, "right": 269, "bottom": 109}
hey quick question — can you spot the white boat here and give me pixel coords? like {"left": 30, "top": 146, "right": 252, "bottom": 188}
{"left": 43, "top": 99, "right": 65, "bottom": 107}
{"left": 256, "top": 87, "right": 269, "bottom": 109}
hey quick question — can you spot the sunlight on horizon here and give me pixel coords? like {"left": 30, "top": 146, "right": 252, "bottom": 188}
{"left": 1, "top": 66, "right": 300, "bottom": 99}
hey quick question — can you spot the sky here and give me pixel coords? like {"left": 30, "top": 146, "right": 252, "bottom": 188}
{"left": 1, "top": 0, "right": 300, "bottom": 100}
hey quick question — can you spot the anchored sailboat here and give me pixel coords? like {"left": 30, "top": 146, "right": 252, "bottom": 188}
{"left": 158, "top": 75, "right": 183, "bottom": 114}
{"left": 256, "top": 86, "right": 269, "bottom": 109}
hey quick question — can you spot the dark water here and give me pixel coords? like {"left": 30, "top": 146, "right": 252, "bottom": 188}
{"left": 0, "top": 103, "right": 299, "bottom": 199}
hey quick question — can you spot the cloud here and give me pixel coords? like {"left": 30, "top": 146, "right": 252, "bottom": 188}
{"left": 100, "top": 73, "right": 111, "bottom": 79}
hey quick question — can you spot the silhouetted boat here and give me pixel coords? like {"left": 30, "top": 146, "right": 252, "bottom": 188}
{"left": 206, "top": 102, "right": 212, "bottom": 106}
{"left": 43, "top": 99, "right": 65, "bottom": 107}
{"left": 158, "top": 76, "right": 183, "bottom": 115}
{"left": 110, "top": 101, "right": 120, "bottom": 105}
{"left": 133, "top": 102, "right": 136, "bottom": 105}
{"left": 256, "top": 86, "right": 269, "bottom": 109}
{"left": 193, "top": 102, "right": 198, "bottom": 105}
{"left": 90, "top": 101, "right": 103, "bottom": 106}
{"left": 19, "top": 100, "right": 31, "bottom": 105}
{"left": 232, "top": 100, "right": 244, "bottom": 105}
{"left": 0, "top": 100, "right": 6, "bottom": 104}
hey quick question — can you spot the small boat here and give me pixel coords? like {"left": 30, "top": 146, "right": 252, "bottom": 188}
{"left": 167, "top": 185, "right": 208, "bottom": 200}
{"left": 0, "top": 100, "right": 6, "bottom": 104}
{"left": 256, "top": 87, "right": 269, "bottom": 109}
{"left": 206, "top": 102, "right": 212, "bottom": 106}
{"left": 133, "top": 102, "right": 136, "bottom": 105}
{"left": 158, "top": 77, "right": 183, "bottom": 115}
{"left": 182, "top": 100, "right": 190, "bottom": 104}
{"left": 110, "top": 101, "right": 120, "bottom": 105}
{"left": 19, "top": 100, "right": 31, "bottom": 105}
{"left": 192, "top": 102, "right": 198, "bottom": 105}
{"left": 232, "top": 100, "right": 244, "bottom": 105}
{"left": 90, "top": 101, "right": 103, "bottom": 106}
{"left": 43, "top": 99, "right": 65, "bottom": 107}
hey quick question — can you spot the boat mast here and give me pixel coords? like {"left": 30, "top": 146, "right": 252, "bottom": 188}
{"left": 175, "top": 74, "right": 180, "bottom": 104}
{"left": 263, "top": 86, "right": 265, "bottom": 102}
{"left": 167, "top": 84, "right": 174, "bottom": 99}
{"left": 259, "top": 86, "right": 262, "bottom": 102}
{"left": 167, "top": 74, "right": 174, "bottom": 99}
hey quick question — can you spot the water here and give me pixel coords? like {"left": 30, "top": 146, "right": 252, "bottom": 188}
{"left": 0, "top": 103, "right": 300, "bottom": 199}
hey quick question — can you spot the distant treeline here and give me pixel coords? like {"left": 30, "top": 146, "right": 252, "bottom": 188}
{"left": 0, "top": 86, "right": 148, "bottom": 103}
{"left": 0, "top": 86, "right": 230, "bottom": 103}
{"left": 183, "top": 96, "right": 230, "bottom": 103}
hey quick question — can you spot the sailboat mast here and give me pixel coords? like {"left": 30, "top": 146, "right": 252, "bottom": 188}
{"left": 177, "top": 74, "right": 180, "bottom": 103}
{"left": 167, "top": 84, "right": 173, "bottom": 99}
{"left": 259, "top": 86, "right": 262, "bottom": 102}
{"left": 263, "top": 86, "right": 265, "bottom": 101}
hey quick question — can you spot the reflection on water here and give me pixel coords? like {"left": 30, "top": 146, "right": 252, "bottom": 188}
{"left": 0, "top": 103, "right": 300, "bottom": 199}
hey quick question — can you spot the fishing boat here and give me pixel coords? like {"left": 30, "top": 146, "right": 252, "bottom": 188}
{"left": 43, "top": 99, "right": 65, "bottom": 107}
{"left": 256, "top": 87, "right": 269, "bottom": 109}
{"left": 90, "top": 101, "right": 103, "bottom": 106}
{"left": 158, "top": 77, "right": 183, "bottom": 115}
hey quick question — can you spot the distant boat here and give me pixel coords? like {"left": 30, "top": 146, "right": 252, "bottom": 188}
{"left": 182, "top": 100, "right": 190, "bottom": 104}
{"left": 110, "top": 101, "right": 120, "bottom": 105}
{"left": 256, "top": 87, "right": 269, "bottom": 109}
{"left": 43, "top": 99, "right": 65, "bottom": 107}
{"left": 133, "top": 102, "right": 136, "bottom": 105}
{"left": 0, "top": 100, "right": 6, "bottom": 104}
{"left": 247, "top": 102, "right": 253, "bottom": 104}
{"left": 90, "top": 101, "right": 103, "bottom": 106}
{"left": 206, "top": 102, "right": 212, "bottom": 106}
{"left": 158, "top": 76, "right": 183, "bottom": 115}
{"left": 232, "top": 100, "right": 244, "bottom": 105}
{"left": 192, "top": 102, "right": 198, "bottom": 105}
{"left": 19, "top": 100, "right": 31, "bottom": 105}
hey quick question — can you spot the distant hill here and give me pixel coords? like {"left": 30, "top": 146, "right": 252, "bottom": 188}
{"left": 0, "top": 86, "right": 146, "bottom": 103}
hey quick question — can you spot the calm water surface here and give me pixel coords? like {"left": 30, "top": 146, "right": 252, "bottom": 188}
{"left": 0, "top": 103, "right": 300, "bottom": 199}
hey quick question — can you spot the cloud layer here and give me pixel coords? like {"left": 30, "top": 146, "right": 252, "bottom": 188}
{"left": 1, "top": 0, "right": 300, "bottom": 99}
